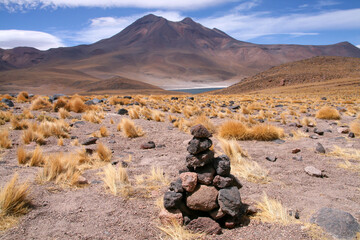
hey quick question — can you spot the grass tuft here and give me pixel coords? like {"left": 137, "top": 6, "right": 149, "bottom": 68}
{"left": 96, "top": 142, "right": 112, "bottom": 162}
{"left": 102, "top": 164, "right": 132, "bottom": 197}
{"left": 315, "top": 106, "right": 341, "bottom": 120}
{"left": 119, "top": 118, "right": 144, "bottom": 138}
{"left": 158, "top": 220, "right": 206, "bottom": 240}
{"left": 0, "top": 129, "right": 12, "bottom": 149}
{"left": 350, "top": 121, "right": 360, "bottom": 137}
{"left": 30, "top": 97, "right": 52, "bottom": 111}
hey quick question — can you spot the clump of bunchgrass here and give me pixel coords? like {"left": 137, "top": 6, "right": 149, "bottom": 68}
{"left": 0, "top": 129, "right": 12, "bottom": 149}
{"left": 315, "top": 106, "right": 341, "bottom": 120}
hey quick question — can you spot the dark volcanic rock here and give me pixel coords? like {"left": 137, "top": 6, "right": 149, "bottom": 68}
{"left": 1, "top": 98, "right": 14, "bottom": 107}
{"left": 117, "top": 108, "right": 128, "bottom": 115}
{"left": 186, "top": 185, "right": 219, "bottom": 212}
{"left": 82, "top": 137, "right": 98, "bottom": 145}
{"left": 315, "top": 142, "right": 326, "bottom": 153}
{"left": 311, "top": 208, "right": 360, "bottom": 240}
{"left": 187, "top": 138, "right": 212, "bottom": 155}
{"left": 195, "top": 164, "right": 215, "bottom": 185}
{"left": 213, "top": 155, "right": 231, "bottom": 176}
{"left": 218, "top": 186, "right": 242, "bottom": 217}
{"left": 265, "top": 156, "right": 277, "bottom": 162}
{"left": 169, "top": 178, "right": 183, "bottom": 193}
{"left": 213, "top": 175, "right": 233, "bottom": 189}
{"left": 190, "top": 124, "right": 212, "bottom": 138}
{"left": 187, "top": 217, "right": 222, "bottom": 235}
{"left": 164, "top": 191, "right": 183, "bottom": 210}
{"left": 186, "top": 150, "right": 214, "bottom": 168}
{"left": 140, "top": 141, "right": 156, "bottom": 149}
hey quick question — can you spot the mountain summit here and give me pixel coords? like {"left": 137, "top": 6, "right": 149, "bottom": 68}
{"left": 1, "top": 14, "right": 360, "bottom": 92}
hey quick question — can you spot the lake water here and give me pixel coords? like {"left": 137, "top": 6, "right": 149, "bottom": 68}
{"left": 170, "top": 87, "right": 224, "bottom": 94}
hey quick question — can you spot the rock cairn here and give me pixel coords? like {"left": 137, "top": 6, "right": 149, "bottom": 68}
{"left": 160, "top": 124, "right": 244, "bottom": 235}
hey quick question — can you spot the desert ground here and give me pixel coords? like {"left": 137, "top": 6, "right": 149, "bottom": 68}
{"left": 0, "top": 89, "right": 359, "bottom": 240}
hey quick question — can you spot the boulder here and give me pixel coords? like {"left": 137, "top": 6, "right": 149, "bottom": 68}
{"left": 1, "top": 98, "right": 14, "bottom": 107}
{"left": 190, "top": 124, "right": 212, "bottom": 138}
{"left": 213, "top": 155, "right": 231, "bottom": 176}
{"left": 164, "top": 191, "right": 183, "bottom": 210}
{"left": 218, "top": 186, "right": 242, "bottom": 217}
{"left": 195, "top": 164, "right": 215, "bottom": 185}
{"left": 187, "top": 138, "right": 212, "bottom": 155}
{"left": 310, "top": 208, "right": 360, "bottom": 240}
{"left": 213, "top": 175, "right": 233, "bottom": 189}
{"left": 159, "top": 209, "right": 183, "bottom": 225}
{"left": 81, "top": 137, "right": 98, "bottom": 145}
{"left": 117, "top": 108, "right": 128, "bottom": 115}
{"left": 179, "top": 172, "right": 197, "bottom": 192}
{"left": 186, "top": 150, "right": 214, "bottom": 168}
{"left": 186, "top": 185, "right": 218, "bottom": 212}
{"left": 304, "top": 166, "right": 324, "bottom": 178}
{"left": 169, "top": 178, "right": 183, "bottom": 193}
{"left": 186, "top": 217, "right": 222, "bottom": 235}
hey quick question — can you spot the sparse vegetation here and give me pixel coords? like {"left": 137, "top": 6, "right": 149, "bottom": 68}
{"left": 315, "top": 106, "right": 341, "bottom": 120}
{"left": 102, "top": 164, "right": 132, "bottom": 197}
{"left": 118, "top": 118, "right": 144, "bottom": 138}
{"left": 0, "top": 129, "right": 12, "bottom": 149}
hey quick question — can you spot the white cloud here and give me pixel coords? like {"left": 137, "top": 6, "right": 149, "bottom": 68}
{"left": 0, "top": 0, "right": 236, "bottom": 11}
{"left": 0, "top": 30, "right": 64, "bottom": 50}
{"left": 68, "top": 11, "right": 184, "bottom": 44}
{"left": 234, "top": 0, "right": 261, "bottom": 11}
{"left": 357, "top": 45, "right": 360, "bottom": 48}
{"left": 198, "top": 8, "right": 360, "bottom": 40}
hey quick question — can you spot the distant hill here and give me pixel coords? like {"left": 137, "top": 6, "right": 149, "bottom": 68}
{"left": 212, "top": 56, "right": 360, "bottom": 94}
{"left": 1, "top": 14, "right": 360, "bottom": 93}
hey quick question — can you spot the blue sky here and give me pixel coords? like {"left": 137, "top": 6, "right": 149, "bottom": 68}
{"left": 0, "top": 0, "right": 359, "bottom": 50}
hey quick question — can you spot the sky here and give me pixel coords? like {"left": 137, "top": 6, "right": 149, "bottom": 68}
{"left": 0, "top": 0, "right": 359, "bottom": 50}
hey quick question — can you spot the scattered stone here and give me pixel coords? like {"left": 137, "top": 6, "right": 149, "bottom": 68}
{"left": 315, "top": 143, "right": 326, "bottom": 154}
{"left": 348, "top": 132, "right": 355, "bottom": 138}
{"left": 85, "top": 100, "right": 96, "bottom": 105}
{"left": 92, "top": 98, "right": 101, "bottom": 104}
{"left": 187, "top": 138, "right": 212, "bottom": 155}
{"left": 123, "top": 96, "right": 132, "bottom": 99}
{"left": 230, "top": 105, "right": 240, "bottom": 110}
{"left": 292, "top": 148, "right": 301, "bottom": 154}
{"left": 140, "top": 141, "right": 156, "bottom": 149}
{"left": 187, "top": 97, "right": 194, "bottom": 100}
{"left": 85, "top": 147, "right": 96, "bottom": 155}
{"left": 218, "top": 186, "right": 242, "bottom": 217}
{"left": 159, "top": 209, "right": 183, "bottom": 225}
{"left": 266, "top": 156, "right": 277, "bottom": 162}
{"left": 310, "top": 208, "right": 360, "bottom": 240}
{"left": 72, "top": 121, "right": 86, "bottom": 128}
{"left": 209, "top": 208, "right": 226, "bottom": 220}
{"left": 52, "top": 94, "right": 65, "bottom": 100}
{"left": 293, "top": 156, "right": 303, "bottom": 161}
{"left": 314, "top": 128, "right": 324, "bottom": 135}
{"left": 186, "top": 185, "right": 219, "bottom": 212}
{"left": 190, "top": 124, "right": 212, "bottom": 138}
{"left": 273, "top": 139, "right": 285, "bottom": 144}
{"left": 171, "top": 97, "right": 178, "bottom": 100}
{"left": 246, "top": 205, "right": 258, "bottom": 215}
{"left": 321, "top": 97, "right": 327, "bottom": 100}
{"left": 76, "top": 176, "right": 89, "bottom": 185}
{"left": 213, "top": 175, "right": 233, "bottom": 188}
{"left": 195, "top": 164, "right": 215, "bottom": 185}
{"left": 334, "top": 137, "right": 345, "bottom": 141}
{"left": 213, "top": 155, "right": 231, "bottom": 176}
{"left": 310, "top": 135, "right": 319, "bottom": 139}
{"left": 275, "top": 104, "right": 284, "bottom": 107}
{"left": 180, "top": 172, "right": 198, "bottom": 192}
{"left": 1, "top": 98, "right": 14, "bottom": 107}
{"left": 304, "top": 166, "right": 324, "bottom": 178}
{"left": 82, "top": 137, "right": 98, "bottom": 145}
{"left": 186, "top": 217, "right": 222, "bottom": 235}
{"left": 186, "top": 150, "right": 214, "bottom": 168}
{"left": 169, "top": 178, "right": 183, "bottom": 193}
{"left": 337, "top": 127, "right": 350, "bottom": 134}
{"left": 117, "top": 108, "right": 128, "bottom": 115}
{"left": 164, "top": 191, "right": 183, "bottom": 210}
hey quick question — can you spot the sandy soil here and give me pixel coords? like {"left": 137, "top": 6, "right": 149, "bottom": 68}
{"left": 0, "top": 99, "right": 359, "bottom": 240}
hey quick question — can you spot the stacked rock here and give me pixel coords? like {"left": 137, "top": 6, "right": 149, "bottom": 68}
{"left": 160, "top": 124, "right": 244, "bottom": 235}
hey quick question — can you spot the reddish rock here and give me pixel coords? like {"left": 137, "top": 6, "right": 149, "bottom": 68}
{"left": 186, "top": 185, "right": 218, "bottom": 211}
{"left": 76, "top": 176, "right": 89, "bottom": 185}
{"left": 186, "top": 217, "right": 222, "bottom": 235}
{"left": 190, "top": 124, "right": 212, "bottom": 138}
{"left": 213, "top": 175, "right": 233, "bottom": 189}
{"left": 195, "top": 164, "right": 215, "bottom": 185}
{"left": 337, "top": 127, "right": 349, "bottom": 134}
{"left": 186, "top": 150, "right": 214, "bottom": 168}
{"left": 292, "top": 148, "right": 301, "bottom": 154}
{"left": 180, "top": 172, "right": 197, "bottom": 192}
{"left": 158, "top": 209, "right": 183, "bottom": 225}
{"left": 140, "top": 141, "right": 155, "bottom": 149}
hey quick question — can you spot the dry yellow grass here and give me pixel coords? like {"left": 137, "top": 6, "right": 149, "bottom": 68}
{"left": 28, "top": 145, "right": 45, "bottom": 167}
{"left": 30, "top": 97, "right": 52, "bottom": 111}
{"left": 22, "top": 109, "right": 34, "bottom": 119}
{"left": 0, "top": 174, "right": 31, "bottom": 231}
{"left": 129, "top": 108, "right": 140, "bottom": 119}
{"left": 190, "top": 114, "right": 216, "bottom": 134}
{"left": 97, "top": 142, "right": 112, "bottom": 162}
{"left": 119, "top": 118, "right": 144, "bottom": 138}
{"left": 99, "top": 126, "right": 109, "bottom": 137}
{"left": 58, "top": 137, "right": 64, "bottom": 146}
{"left": 219, "top": 139, "right": 269, "bottom": 183}
{"left": 315, "top": 106, "right": 341, "bottom": 120}
{"left": 17, "top": 146, "right": 31, "bottom": 165}
{"left": 102, "top": 164, "right": 132, "bottom": 197}
{"left": 158, "top": 220, "right": 206, "bottom": 240}
{"left": 16, "top": 91, "right": 29, "bottom": 102}
{"left": 0, "top": 111, "right": 12, "bottom": 124}
{"left": 11, "top": 117, "right": 29, "bottom": 130}
{"left": 38, "top": 120, "right": 70, "bottom": 139}
{"left": 254, "top": 193, "right": 294, "bottom": 225}
{"left": 350, "top": 120, "right": 360, "bottom": 136}
{"left": 0, "top": 129, "right": 12, "bottom": 149}
{"left": 40, "top": 153, "right": 80, "bottom": 185}
{"left": 53, "top": 98, "right": 67, "bottom": 112}
{"left": 218, "top": 120, "right": 249, "bottom": 140}
{"left": 58, "top": 108, "right": 70, "bottom": 119}
{"left": 82, "top": 110, "right": 104, "bottom": 124}
{"left": 66, "top": 96, "right": 88, "bottom": 113}
{"left": 250, "top": 124, "right": 284, "bottom": 141}
{"left": 301, "top": 117, "right": 316, "bottom": 127}
{"left": 328, "top": 146, "right": 360, "bottom": 161}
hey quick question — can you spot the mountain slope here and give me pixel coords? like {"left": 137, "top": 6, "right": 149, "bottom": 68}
{"left": 1, "top": 14, "right": 360, "bottom": 92}
{"left": 212, "top": 56, "right": 360, "bottom": 94}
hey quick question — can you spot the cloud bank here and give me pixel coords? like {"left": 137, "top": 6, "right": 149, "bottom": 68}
{"left": 0, "top": 0, "right": 235, "bottom": 11}
{"left": 0, "top": 30, "right": 64, "bottom": 50}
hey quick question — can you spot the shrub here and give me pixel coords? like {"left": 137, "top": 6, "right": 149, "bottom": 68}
{"left": 218, "top": 121, "right": 249, "bottom": 140}
{"left": 315, "top": 106, "right": 341, "bottom": 120}
{"left": 119, "top": 118, "right": 144, "bottom": 138}
{"left": 97, "top": 142, "right": 112, "bottom": 162}
{"left": 30, "top": 97, "right": 52, "bottom": 111}
{"left": 16, "top": 91, "right": 29, "bottom": 102}
{"left": 0, "top": 129, "right": 12, "bottom": 149}
{"left": 350, "top": 121, "right": 360, "bottom": 136}
{"left": 102, "top": 164, "right": 131, "bottom": 197}
{"left": 249, "top": 124, "right": 284, "bottom": 141}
